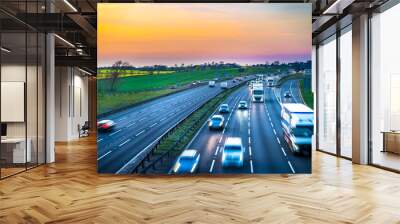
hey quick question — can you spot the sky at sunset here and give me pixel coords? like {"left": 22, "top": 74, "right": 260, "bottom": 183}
{"left": 98, "top": 4, "right": 311, "bottom": 67}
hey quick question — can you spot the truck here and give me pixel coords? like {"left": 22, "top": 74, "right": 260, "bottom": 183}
{"left": 220, "top": 81, "right": 228, "bottom": 89}
{"left": 252, "top": 83, "right": 264, "bottom": 102}
{"left": 281, "top": 103, "right": 314, "bottom": 155}
{"left": 208, "top": 80, "right": 215, "bottom": 87}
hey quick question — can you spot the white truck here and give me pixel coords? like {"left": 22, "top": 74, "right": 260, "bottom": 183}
{"left": 220, "top": 81, "right": 228, "bottom": 89}
{"left": 281, "top": 103, "right": 314, "bottom": 155}
{"left": 208, "top": 81, "right": 216, "bottom": 87}
{"left": 252, "top": 83, "right": 264, "bottom": 102}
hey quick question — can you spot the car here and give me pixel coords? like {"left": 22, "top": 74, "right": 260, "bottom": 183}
{"left": 232, "top": 80, "right": 236, "bottom": 83}
{"left": 284, "top": 91, "right": 292, "bottom": 98}
{"left": 219, "top": 104, "right": 230, "bottom": 113}
{"left": 238, "top": 101, "right": 248, "bottom": 109}
{"left": 222, "top": 137, "right": 244, "bottom": 168}
{"left": 97, "top": 120, "right": 115, "bottom": 132}
{"left": 170, "top": 149, "right": 200, "bottom": 174}
{"left": 208, "top": 115, "right": 225, "bottom": 130}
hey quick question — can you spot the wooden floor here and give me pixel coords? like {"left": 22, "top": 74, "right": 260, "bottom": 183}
{"left": 1, "top": 136, "right": 400, "bottom": 224}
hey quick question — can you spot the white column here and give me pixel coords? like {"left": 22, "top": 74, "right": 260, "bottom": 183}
{"left": 352, "top": 14, "right": 369, "bottom": 164}
{"left": 46, "top": 33, "right": 55, "bottom": 163}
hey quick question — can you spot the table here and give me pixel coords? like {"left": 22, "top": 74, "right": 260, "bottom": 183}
{"left": 382, "top": 131, "right": 400, "bottom": 154}
{"left": 1, "top": 138, "right": 31, "bottom": 164}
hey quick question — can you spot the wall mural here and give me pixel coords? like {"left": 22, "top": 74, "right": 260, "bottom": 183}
{"left": 97, "top": 3, "right": 313, "bottom": 175}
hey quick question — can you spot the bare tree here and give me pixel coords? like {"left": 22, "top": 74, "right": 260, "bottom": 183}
{"left": 109, "top": 60, "right": 130, "bottom": 92}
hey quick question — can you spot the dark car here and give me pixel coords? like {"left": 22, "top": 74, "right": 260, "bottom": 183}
{"left": 170, "top": 149, "right": 201, "bottom": 174}
{"left": 219, "top": 104, "right": 230, "bottom": 113}
{"left": 284, "top": 91, "right": 292, "bottom": 98}
{"left": 97, "top": 120, "right": 115, "bottom": 132}
{"left": 208, "top": 115, "right": 225, "bottom": 130}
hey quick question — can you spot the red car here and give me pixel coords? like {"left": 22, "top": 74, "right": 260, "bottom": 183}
{"left": 97, "top": 120, "right": 115, "bottom": 132}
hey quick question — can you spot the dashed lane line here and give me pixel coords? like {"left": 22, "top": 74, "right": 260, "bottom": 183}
{"left": 249, "top": 145, "right": 252, "bottom": 156}
{"left": 276, "top": 137, "right": 281, "bottom": 145}
{"left": 209, "top": 160, "right": 216, "bottom": 173}
{"left": 97, "top": 138, "right": 103, "bottom": 143}
{"left": 109, "top": 129, "right": 121, "bottom": 136}
{"left": 214, "top": 146, "right": 220, "bottom": 156}
{"left": 135, "top": 130, "right": 145, "bottom": 137}
{"left": 288, "top": 161, "right": 295, "bottom": 173}
{"left": 281, "top": 147, "right": 287, "bottom": 157}
{"left": 127, "top": 122, "right": 136, "bottom": 128}
{"left": 149, "top": 122, "right": 158, "bottom": 128}
{"left": 119, "top": 139, "right": 131, "bottom": 147}
{"left": 97, "top": 150, "right": 112, "bottom": 161}
{"left": 250, "top": 160, "right": 254, "bottom": 173}
{"left": 273, "top": 129, "right": 277, "bottom": 135}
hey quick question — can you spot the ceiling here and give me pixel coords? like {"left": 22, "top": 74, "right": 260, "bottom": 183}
{"left": 0, "top": 0, "right": 391, "bottom": 73}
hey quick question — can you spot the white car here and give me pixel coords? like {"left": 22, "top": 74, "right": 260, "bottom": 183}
{"left": 222, "top": 137, "right": 244, "bottom": 168}
{"left": 208, "top": 115, "right": 225, "bottom": 130}
{"left": 170, "top": 149, "right": 200, "bottom": 174}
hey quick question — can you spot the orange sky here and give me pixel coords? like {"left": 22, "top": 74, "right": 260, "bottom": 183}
{"left": 98, "top": 4, "right": 311, "bottom": 67}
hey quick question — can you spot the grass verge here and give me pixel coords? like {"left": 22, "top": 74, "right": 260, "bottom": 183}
{"left": 299, "top": 79, "right": 314, "bottom": 108}
{"left": 154, "top": 84, "right": 243, "bottom": 158}
{"left": 97, "top": 88, "right": 177, "bottom": 115}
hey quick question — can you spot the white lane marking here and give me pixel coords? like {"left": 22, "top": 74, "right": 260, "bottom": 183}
{"left": 209, "top": 160, "right": 216, "bottom": 173}
{"left": 249, "top": 146, "right": 252, "bottom": 156}
{"left": 139, "top": 117, "right": 146, "bottom": 121}
{"left": 119, "top": 139, "right": 131, "bottom": 147}
{"left": 149, "top": 122, "right": 158, "bottom": 128}
{"left": 219, "top": 137, "right": 223, "bottom": 144}
{"left": 281, "top": 147, "right": 287, "bottom": 157}
{"left": 248, "top": 137, "right": 251, "bottom": 144}
{"left": 273, "top": 129, "right": 277, "bottom": 135}
{"left": 127, "top": 122, "right": 136, "bottom": 128}
{"left": 271, "top": 123, "right": 274, "bottom": 128}
{"left": 248, "top": 129, "right": 251, "bottom": 135}
{"left": 160, "top": 117, "right": 167, "bottom": 122}
{"left": 109, "top": 129, "right": 121, "bottom": 136}
{"left": 97, "top": 150, "right": 112, "bottom": 161}
{"left": 214, "top": 146, "right": 220, "bottom": 156}
{"left": 118, "top": 117, "right": 127, "bottom": 121}
{"left": 250, "top": 160, "right": 254, "bottom": 174}
{"left": 288, "top": 161, "right": 295, "bottom": 173}
{"left": 222, "top": 129, "right": 225, "bottom": 134}
{"left": 136, "top": 130, "right": 145, "bottom": 136}
{"left": 97, "top": 138, "right": 103, "bottom": 143}
{"left": 276, "top": 137, "right": 281, "bottom": 145}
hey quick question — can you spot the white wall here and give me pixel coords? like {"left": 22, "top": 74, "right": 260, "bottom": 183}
{"left": 54, "top": 67, "right": 89, "bottom": 141}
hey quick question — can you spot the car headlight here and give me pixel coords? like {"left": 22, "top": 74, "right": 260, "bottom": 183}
{"left": 173, "top": 162, "right": 181, "bottom": 173}
{"left": 208, "top": 122, "right": 212, "bottom": 127}
{"left": 292, "top": 142, "right": 299, "bottom": 151}
{"left": 222, "top": 153, "right": 226, "bottom": 162}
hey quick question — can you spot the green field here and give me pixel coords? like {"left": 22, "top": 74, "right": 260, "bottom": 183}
{"left": 97, "top": 70, "right": 175, "bottom": 79}
{"left": 98, "top": 68, "right": 242, "bottom": 93}
{"left": 97, "top": 68, "right": 249, "bottom": 115}
{"left": 299, "top": 79, "right": 314, "bottom": 108}
{"left": 98, "top": 89, "right": 177, "bottom": 115}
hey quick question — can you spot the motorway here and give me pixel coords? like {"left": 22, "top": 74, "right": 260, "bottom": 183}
{"left": 184, "top": 79, "right": 311, "bottom": 174}
{"left": 97, "top": 79, "right": 247, "bottom": 174}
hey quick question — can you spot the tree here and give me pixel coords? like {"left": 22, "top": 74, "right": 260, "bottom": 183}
{"left": 109, "top": 60, "right": 130, "bottom": 92}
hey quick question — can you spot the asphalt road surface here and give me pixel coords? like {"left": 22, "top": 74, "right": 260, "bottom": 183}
{"left": 184, "top": 80, "right": 311, "bottom": 174}
{"left": 97, "top": 78, "right": 250, "bottom": 173}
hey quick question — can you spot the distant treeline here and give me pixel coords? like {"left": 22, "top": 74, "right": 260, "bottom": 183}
{"left": 98, "top": 60, "right": 311, "bottom": 73}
